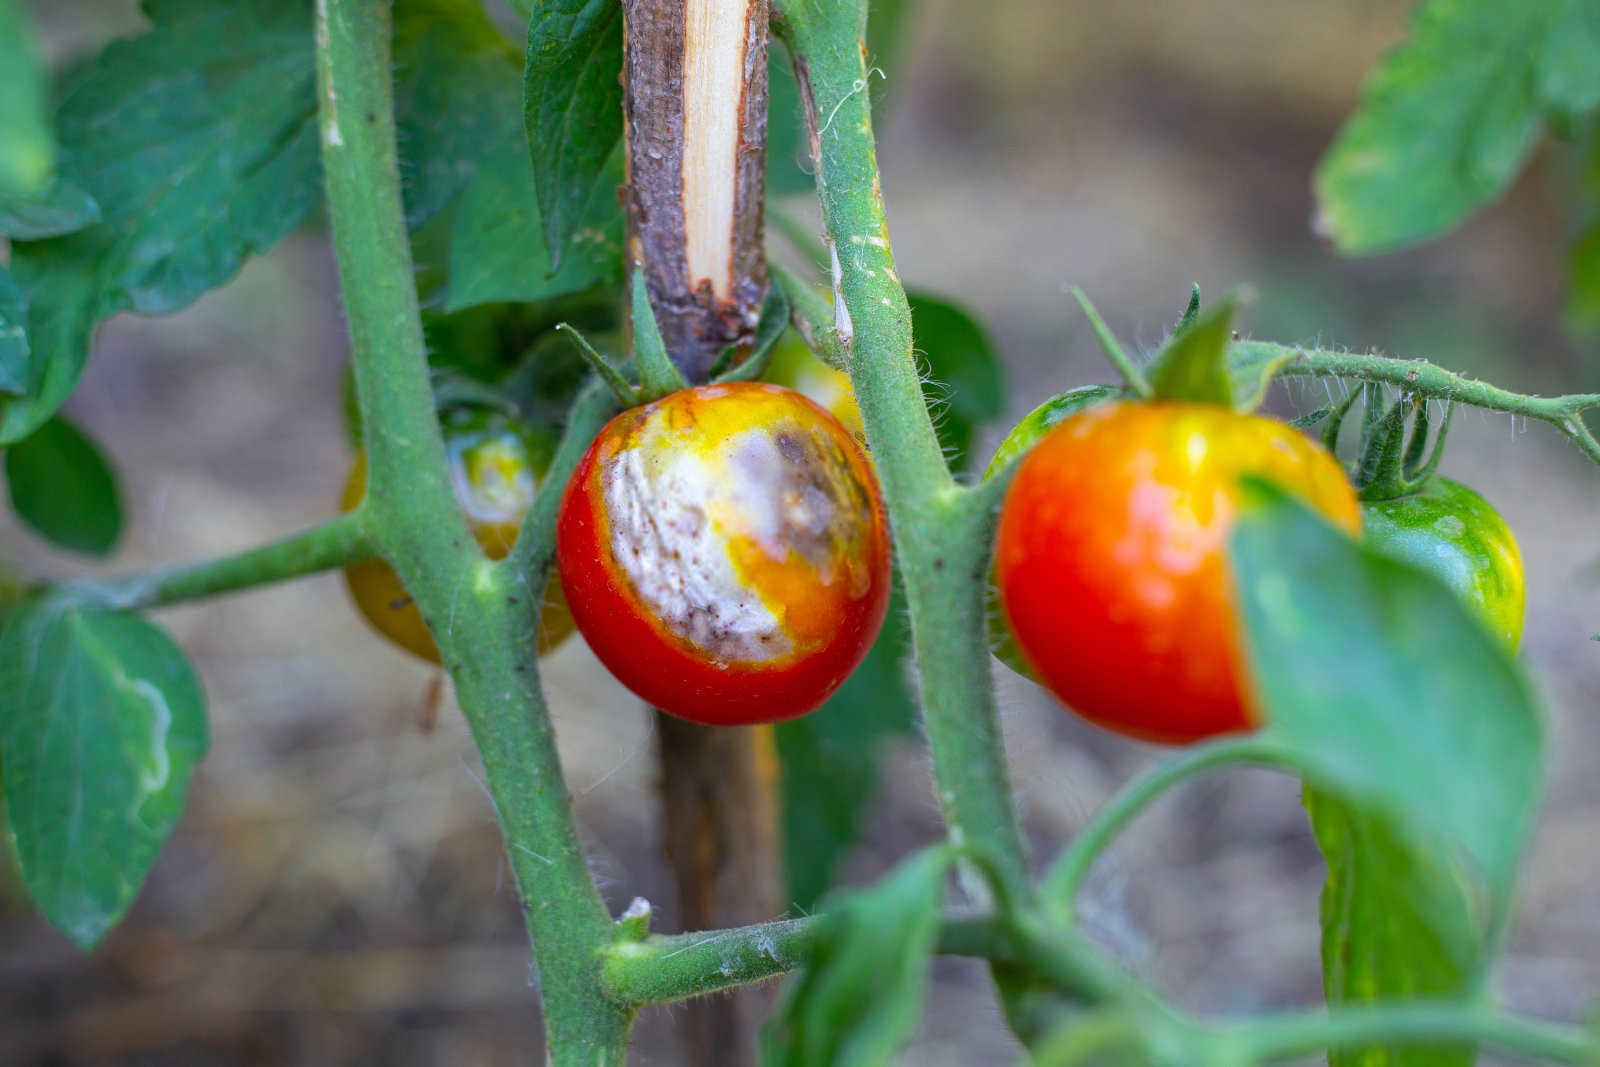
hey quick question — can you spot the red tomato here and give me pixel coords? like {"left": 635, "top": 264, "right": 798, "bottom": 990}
{"left": 556, "top": 382, "right": 892, "bottom": 725}
{"left": 994, "top": 401, "right": 1360, "bottom": 743}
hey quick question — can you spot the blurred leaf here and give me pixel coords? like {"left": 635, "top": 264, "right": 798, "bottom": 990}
{"left": 0, "top": 0, "right": 322, "bottom": 446}
{"left": 768, "top": 40, "right": 815, "bottom": 198}
{"left": 908, "top": 290, "right": 1006, "bottom": 471}
{"left": 523, "top": 0, "right": 624, "bottom": 267}
{"left": 0, "top": 599, "right": 209, "bottom": 948}
{"left": 446, "top": 139, "right": 624, "bottom": 312}
{"left": 1568, "top": 122, "right": 1600, "bottom": 329}
{"left": 0, "top": 0, "right": 54, "bottom": 196}
{"left": 1231, "top": 484, "right": 1542, "bottom": 928}
{"left": 394, "top": 0, "right": 524, "bottom": 230}
{"left": 0, "top": 267, "right": 27, "bottom": 395}
{"left": 1316, "top": 0, "right": 1600, "bottom": 254}
{"left": 776, "top": 581, "right": 916, "bottom": 911}
{"left": 763, "top": 847, "right": 951, "bottom": 1067}
{"left": 5, "top": 414, "right": 121, "bottom": 555}
{"left": 1307, "top": 787, "right": 1478, "bottom": 1067}
{"left": 866, "top": 0, "right": 912, "bottom": 76}
{"left": 1145, "top": 296, "right": 1237, "bottom": 406}
{"left": 0, "top": 177, "right": 100, "bottom": 240}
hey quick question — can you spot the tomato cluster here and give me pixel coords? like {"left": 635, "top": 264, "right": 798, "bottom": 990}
{"left": 555, "top": 382, "right": 891, "bottom": 726}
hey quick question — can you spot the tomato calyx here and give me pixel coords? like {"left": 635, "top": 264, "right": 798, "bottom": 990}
{"left": 1298, "top": 383, "right": 1456, "bottom": 503}
{"left": 556, "top": 269, "right": 795, "bottom": 411}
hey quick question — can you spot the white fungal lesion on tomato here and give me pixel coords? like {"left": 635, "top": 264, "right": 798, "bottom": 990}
{"left": 600, "top": 413, "right": 874, "bottom": 664}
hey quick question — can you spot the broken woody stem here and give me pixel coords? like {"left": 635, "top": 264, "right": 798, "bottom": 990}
{"left": 623, "top": 1, "right": 780, "bottom": 1065}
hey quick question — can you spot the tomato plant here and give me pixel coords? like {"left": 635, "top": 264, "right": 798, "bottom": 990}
{"left": 556, "top": 382, "right": 891, "bottom": 725}
{"left": 3, "top": 1, "right": 1600, "bottom": 1065}
{"left": 341, "top": 411, "right": 573, "bottom": 663}
{"left": 1362, "top": 477, "right": 1525, "bottom": 651}
{"left": 995, "top": 400, "right": 1361, "bottom": 743}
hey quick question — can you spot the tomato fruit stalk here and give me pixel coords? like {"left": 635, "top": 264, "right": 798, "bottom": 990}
{"left": 556, "top": 382, "right": 892, "bottom": 726}
{"left": 994, "top": 401, "right": 1361, "bottom": 743}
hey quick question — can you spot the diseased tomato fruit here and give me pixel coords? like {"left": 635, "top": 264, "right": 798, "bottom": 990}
{"left": 342, "top": 416, "right": 573, "bottom": 663}
{"left": 1361, "top": 477, "right": 1524, "bottom": 651}
{"left": 994, "top": 401, "right": 1361, "bottom": 743}
{"left": 556, "top": 382, "right": 891, "bottom": 726}
{"left": 983, "top": 385, "right": 1120, "bottom": 677}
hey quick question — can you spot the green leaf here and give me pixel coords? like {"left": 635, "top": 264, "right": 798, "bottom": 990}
{"left": 763, "top": 847, "right": 952, "bottom": 1067}
{"left": 0, "top": 599, "right": 209, "bottom": 947}
{"left": 0, "top": 0, "right": 55, "bottom": 196}
{"left": 0, "top": 0, "right": 322, "bottom": 445}
{"left": 394, "top": 0, "right": 525, "bottom": 230}
{"left": 907, "top": 290, "right": 1006, "bottom": 471}
{"left": 5, "top": 414, "right": 122, "bottom": 555}
{"left": 0, "top": 266, "right": 27, "bottom": 395}
{"left": 1145, "top": 295, "right": 1237, "bottom": 406}
{"left": 523, "top": 0, "right": 624, "bottom": 267}
{"left": 1307, "top": 787, "right": 1478, "bottom": 1067}
{"left": 1568, "top": 122, "right": 1600, "bottom": 329}
{"left": 776, "top": 582, "right": 916, "bottom": 911}
{"left": 445, "top": 139, "right": 624, "bottom": 311}
{"left": 1316, "top": 0, "right": 1600, "bottom": 254}
{"left": 0, "top": 177, "right": 101, "bottom": 240}
{"left": 1231, "top": 484, "right": 1542, "bottom": 924}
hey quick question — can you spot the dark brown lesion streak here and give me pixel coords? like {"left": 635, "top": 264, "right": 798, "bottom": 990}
{"left": 622, "top": 0, "right": 770, "bottom": 383}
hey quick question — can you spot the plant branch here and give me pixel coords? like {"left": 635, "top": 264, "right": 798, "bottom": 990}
{"left": 65, "top": 511, "right": 373, "bottom": 611}
{"left": 1235, "top": 341, "right": 1600, "bottom": 467}
{"left": 1217, "top": 1002, "right": 1600, "bottom": 1064}
{"left": 314, "top": 3, "right": 629, "bottom": 1062}
{"left": 774, "top": 0, "right": 1029, "bottom": 883}
{"left": 600, "top": 913, "right": 1024, "bottom": 1005}
{"left": 1040, "top": 736, "right": 1290, "bottom": 921}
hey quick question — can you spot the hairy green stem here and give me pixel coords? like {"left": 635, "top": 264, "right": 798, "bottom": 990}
{"left": 65, "top": 511, "right": 372, "bottom": 611}
{"left": 1216, "top": 1002, "right": 1599, "bottom": 1064}
{"left": 1237, "top": 342, "right": 1600, "bottom": 466}
{"left": 1039, "top": 736, "right": 1290, "bottom": 921}
{"left": 314, "top": 3, "right": 629, "bottom": 1062}
{"left": 774, "top": 0, "right": 1028, "bottom": 885}
{"left": 600, "top": 913, "right": 1023, "bottom": 1005}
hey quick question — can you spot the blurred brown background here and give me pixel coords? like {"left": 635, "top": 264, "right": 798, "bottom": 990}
{"left": 3, "top": 1, "right": 1598, "bottom": 1064}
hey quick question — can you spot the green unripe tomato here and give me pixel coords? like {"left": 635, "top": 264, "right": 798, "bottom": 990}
{"left": 983, "top": 385, "right": 1120, "bottom": 677}
{"left": 1361, "top": 477, "right": 1525, "bottom": 651}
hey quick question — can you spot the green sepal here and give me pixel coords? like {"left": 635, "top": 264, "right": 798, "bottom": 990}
{"left": 556, "top": 322, "right": 639, "bottom": 408}
{"left": 1069, "top": 287, "right": 1150, "bottom": 399}
{"left": 1174, "top": 283, "right": 1201, "bottom": 333}
{"left": 630, "top": 269, "right": 688, "bottom": 399}
{"left": 1145, "top": 293, "right": 1240, "bottom": 406}
{"left": 712, "top": 282, "right": 792, "bottom": 384}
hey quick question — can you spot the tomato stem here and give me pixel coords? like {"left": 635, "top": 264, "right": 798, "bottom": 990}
{"left": 1221, "top": 1003, "right": 1600, "bottom": 1064}
{"left": 61, "top": 510, "right": 374, "bottom": 611}
{"left": 314, "top": 2, "right": 632, "bottom": 1062}
{"left": 1232, "top": 341, "right": 1600, "bottom": 468}
{"left": 1039, "top": 735, "right": 1293, "bottom": 923}
{"left": 774, "top": 0, "right": 1030, "bottom": 890}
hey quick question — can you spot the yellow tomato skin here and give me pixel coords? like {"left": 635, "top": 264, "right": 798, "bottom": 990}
{"left": 341, "top": 426, "right": 573, "bottom": 664}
